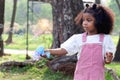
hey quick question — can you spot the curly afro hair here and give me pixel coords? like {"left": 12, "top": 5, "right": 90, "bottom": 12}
{"left": 75, "top": 4, "right": 115, "bottom": 34}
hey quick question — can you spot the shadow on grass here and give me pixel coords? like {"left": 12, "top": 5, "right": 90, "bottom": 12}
{"left": 0, "top": 64, "right": 33, "bottom": 74}
{"left": 40, "top": 66, "right": 73, "bottom": 80}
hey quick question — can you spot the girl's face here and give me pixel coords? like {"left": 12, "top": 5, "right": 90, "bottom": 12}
{"left": 82, "top": 13, "right": 97, "bottom": 35}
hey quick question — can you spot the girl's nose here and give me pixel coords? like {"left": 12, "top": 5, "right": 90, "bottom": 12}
{"left": 82, "top": 21, "right": 87, "bottom": 26}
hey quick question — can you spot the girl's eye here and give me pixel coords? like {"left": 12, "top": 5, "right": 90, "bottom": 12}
{"left": 87, "top": 19, "right": 92, "bottom": 22}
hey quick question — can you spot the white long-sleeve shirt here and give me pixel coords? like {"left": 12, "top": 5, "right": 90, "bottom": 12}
{"left": 61, "top": 34, "right": 116, "bottom": 60}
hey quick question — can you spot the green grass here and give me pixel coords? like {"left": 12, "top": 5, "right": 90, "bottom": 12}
{"left": 0, "top": 66, "right": 71, "bottom": 80}
{"left": 112, "top": 35, "right": 119, "bottom": 46}
{"left": 106, "top": 62, "right": 120, "bottom": 78}
{"left": 1, "top": 34, "right": 120, "bottom": 80}
{"left": 3, "top": 34, "right": 53, "bottom": 50}
{"left": 0, "top": 54, "right": 73, "bottom": 80}
{"left": 3, "top": 34, "right": 119, "bottom": 50}
{"left": 0, "top": 54, "right": 120, "bottom": 80}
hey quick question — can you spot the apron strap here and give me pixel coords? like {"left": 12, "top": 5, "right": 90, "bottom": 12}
{"left": 99, "top": 34, "right": 104, "bottom": 42}
{"left": 82, "top": 32, "right": 87, "bottom": 42}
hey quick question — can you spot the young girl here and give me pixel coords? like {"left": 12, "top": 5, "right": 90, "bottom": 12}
{"left": 44, "top": 4, "right": 116, "bottom": 80}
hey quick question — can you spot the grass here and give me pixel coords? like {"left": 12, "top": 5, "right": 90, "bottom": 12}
{"left": 0, "top": 54, "right": 73, "bottom": 80}
{"left": 3, "top": 34, "right": 119, "bottom": 50}
{"left": 0, "top": 54, "right": 120, "bottom": 80}
{"left": 106, "top": 62, "right": 120, "bottom": 78}
{"left": 1, "top": 34, "right": 120, "bottom": 80}
{"left": 3, "top": 34, "right": 53, "bottom": 50}
{"left": 112, "top": 35, "right": 119, "bottom": 46}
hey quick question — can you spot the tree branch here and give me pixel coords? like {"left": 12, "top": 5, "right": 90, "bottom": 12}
{"left": 0, "top": 60, "right": 35, "bottom": 70}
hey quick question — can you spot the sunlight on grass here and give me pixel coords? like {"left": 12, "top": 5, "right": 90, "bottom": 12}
{"left": 3, "top": 34, "right": 119, "bottom": 50}
{"left": 3, "top": 34, "right": 53, "bottom": 50}
{"left": 105, "top": 62, "right": 120, "bottom": 78}
{"left": 112, "top": 35, "right": 119, "bottom": 46}
{"left": 0, "top": 72, "right": 4, "bottom": 78}
{"left": 0, "top": 54, "right": 26, "bottom": 64}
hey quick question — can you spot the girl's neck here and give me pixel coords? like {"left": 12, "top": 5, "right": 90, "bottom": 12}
{"left": 87, "top": 32, "right": 98, "bottom": 35}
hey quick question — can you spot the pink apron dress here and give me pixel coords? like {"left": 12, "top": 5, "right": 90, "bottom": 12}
{"left": 74, "top": 33, "right": 105, "bottom": 80}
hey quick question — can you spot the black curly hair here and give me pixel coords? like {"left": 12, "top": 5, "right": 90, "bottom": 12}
{"left": 75, "top": 4, "right": 115, "bottom": 34}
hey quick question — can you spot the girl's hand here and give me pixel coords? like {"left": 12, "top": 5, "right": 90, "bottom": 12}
{"left": 105, "top": 52, "right": 113, "bottom": 64}
{"left": 40, "top": 54, "right": 47, "bottom": 58}
{"left": 40, "top": 51, "right": 50, "bottom": 58}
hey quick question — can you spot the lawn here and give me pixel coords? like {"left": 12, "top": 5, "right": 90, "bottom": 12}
{"left": 0, "top": 34, "right": 120, "bottom": 80}
{"left": 0, "top": 54, "right": 119, "bottom": 80}
{"left": 106, "top": 62, "right": 120, "bottom": 78}
{"left": 3, "top": 34, "right": 119, "bottom": 50}
{"left": 3, "top": 34, "right": 53, "bottom": 50}
{"left": 0, "top": 54, "right": 73, "bottom": 80}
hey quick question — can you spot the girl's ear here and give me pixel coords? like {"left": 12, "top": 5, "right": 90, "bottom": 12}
{"left": 92, "top": 4, "right": 97, "bottom": 10}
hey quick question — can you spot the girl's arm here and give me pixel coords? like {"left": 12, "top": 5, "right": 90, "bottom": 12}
{"left": 104, "top": 35, "right": 115, "bottom": 64}
{"left": 45, "top": 48, "right": 68, "bottom": 56}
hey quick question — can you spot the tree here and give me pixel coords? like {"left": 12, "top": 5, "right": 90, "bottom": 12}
{"left": 51, "top": 0, "right": 84, "bottom": 48}
{"left": 29, "top": 0, "right": 84, "bottom": 75}
{"left": 95, "top": 0, "right": 101, "bottom": 4}
{"left": 29, "top": 0, "right": 84, "bottom": 48}
{"left": 114, "top": 33, "right": 120, "bottom": 62}
{"left": 113, "top": 0, "right": 120, "bottom": 62}
{"left": 5, "top": 0, "right": 17, "bottom": 45}
{"left": 0, "top": 0, "right": 5, "bottom": 56}
{"left": 108, "top": 0, "right": 120, "bottom": 62}
{"left": 115, "top": 0, "right": 120, "bottom": 10}
{"left": 114, "top": 0, "right": 120, "bottom": 62}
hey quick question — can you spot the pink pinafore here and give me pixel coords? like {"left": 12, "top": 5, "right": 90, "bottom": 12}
{"left": 74, "top": 33, "right": 105, "bottom": 80}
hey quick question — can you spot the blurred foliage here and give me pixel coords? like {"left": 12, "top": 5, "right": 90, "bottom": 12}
{"left": 108, "top": 0, "right": 120, "bottom": 34}
{"left": 4, "top": 0, "right": 120, "bottom": 35}
{"left": 5, "top": 0, "right": 52, "bottom": 25}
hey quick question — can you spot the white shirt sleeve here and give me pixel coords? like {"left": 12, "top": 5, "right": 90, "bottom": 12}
{"left": 60, "top": 34, "right": 82, "bottom": 56}
{"left": 104, "top": 35, "right": 116, "bottom": 58}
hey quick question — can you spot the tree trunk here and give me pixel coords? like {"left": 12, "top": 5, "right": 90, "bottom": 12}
{"left": 115, "top": 0, "right": 120, "bottom": 11}
{"left": 29, "top": 0, "right": 84, "bottom": 75}
{"left": 0, "top": 0, "right": 5, "bottom": 57}
{"left": 0, "top": 60, "right": 35, "bottom": 70}
{"left": 5, "top": 0, "right": 17, "bottom": 45}
{"left": 47, "top": 0, "right": 84, "bottom": 75}
{"left": 29, "top": 0, "right": 84, "bottom": 49}
{"left": 51, "top": 0, "right": 84, "bottom": 48}
{"left": 47, "top": 54, "right": 77, "bottom": 75}
{"left": 113, "top": 33, "right": 120, "bottom": 62}
{"left": 95, "top": 0, "right": 101, "bottom": 4}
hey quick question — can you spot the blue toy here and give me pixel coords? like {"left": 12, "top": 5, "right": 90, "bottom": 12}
{"left": 32, "top": 46, "right": 50, "bottom": 60}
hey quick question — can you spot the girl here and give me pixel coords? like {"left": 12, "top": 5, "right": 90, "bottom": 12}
{"left": 45, "top": 4, "right": 116, "bottom": 80}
